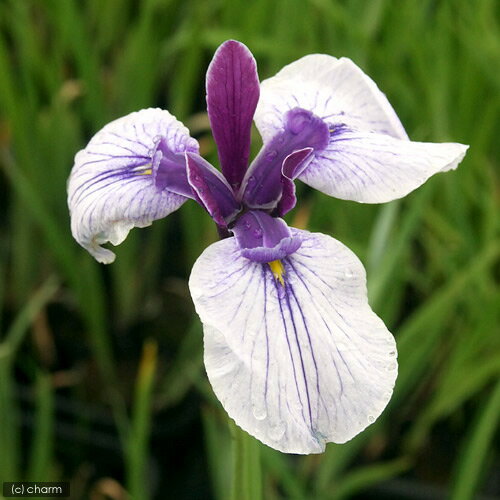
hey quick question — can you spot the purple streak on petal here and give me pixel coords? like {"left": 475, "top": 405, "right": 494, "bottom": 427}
{"left": 231, "top": 211, "right": 301, "bottom": 263}
{"left": 277, "top": 147, "right": 314, "bottom": 216}
{"left": 206, "top": 40, "right": 260, "bottom": 190}
{"left": 241, "top": 108, "right": 329, "bottom": 210}
{"left": 282, "top": 281, "right": 315, "bottom": 428}
{"left": 186, "top": 152, "right": 241, "bottom": 226}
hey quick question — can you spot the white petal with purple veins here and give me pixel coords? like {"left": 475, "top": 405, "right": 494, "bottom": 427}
{"left": 301, "top": 128, "right": 468, "bottom": 203}
{"left": 189, "top": 230, "right": 397, "bottom": 454}
{"left": 68, "top": 108, "right": 198, "bottom": 263}
{"left": 255, "top": 55, "right": 408, "bottom": 143}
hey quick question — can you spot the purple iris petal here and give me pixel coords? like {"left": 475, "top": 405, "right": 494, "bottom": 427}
{"left": 152, "top": 137, "right": 194, "bottom": 198}
{"left": 241, "top": 108, "right": 329, "bottom": 210}
{"left": 277, "top": 147, "right": 314, "bottom": 216}
{"left": 186, "top": 153, "right": 241, "bottom": 226}
{"left": 206, "top": 40, "right": 260, "bottom": 191}
{"left": 231, "top": 211, "right": 301, "bottom": 263}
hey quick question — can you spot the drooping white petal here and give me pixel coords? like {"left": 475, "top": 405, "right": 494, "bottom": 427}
{"left": 300, "top": 127, "right": 469, "bottom": 203}
{"left": 68, "top": 108, "right": 198, "bottom": 263}
{"left": 255, "top": 55, "right": 408, "bottom": 143}
{"left": 189, "top": 230, "right": 397, "bottom": 454}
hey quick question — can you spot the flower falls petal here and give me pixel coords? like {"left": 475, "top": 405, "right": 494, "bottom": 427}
{"left": 300, "top": 127, "right": 469, "bottom": 203}
{"left": 189, "top": 230, "right": 397, "bottom": 454}
{"left": 68, "top": 108, "right": 198, "bottom": 263}
{"left": 255, "top": 55, "right": 408, "bottom": 143}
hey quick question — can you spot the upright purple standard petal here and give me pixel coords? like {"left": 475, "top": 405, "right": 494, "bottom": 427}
{"left": 190, "top": 230, "right": 397, "bottom": 454}
{"left": 206, "top": 40, "right": 260, "bottom": 190}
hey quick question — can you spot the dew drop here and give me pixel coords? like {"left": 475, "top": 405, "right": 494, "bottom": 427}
{"left": 252, "top": 407, "right": 267, "bottom": 421}
{"left": 388, "top": 350, "right": 396, "bottom": 357}
{"left": 248, "top": 176, "right": 256, "bottom": 184}
{"left": 386, "top": 361, "right": 397, "bottom": 371}
{"left": 253, "top": 228, "right": 263, "bottom": 238}
{"left": 244, "top": 221, "right": 251, "bottom": 230}
{"left": 268, "top": 422, "right": 285, "bottom": 441}
{"left": 344, "top": 269, "right": 354, "bottom": 278}
{"left": 288, "top": 110, "right": 311, "bottom": 134}
{"left": 368, "top": 415, "right": 375, "bottom": 423}
{"left": 266, "top": 150, "right": 278, "bottom": 161}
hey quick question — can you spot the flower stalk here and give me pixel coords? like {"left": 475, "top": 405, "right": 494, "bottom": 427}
{"left": 230, "top": 420, "right": 262, "bottom": 500}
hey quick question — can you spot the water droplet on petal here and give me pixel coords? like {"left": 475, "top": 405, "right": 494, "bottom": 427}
{"left": 268, "top": 422, "right": 285, "bottom": 441}
{"left": 386, "top": 361, "right": 397, "bottom": 371}
{"left": 368, "top": 415, "right": 375, "bottom": 423}
{"left": 344, "top": 269, "right": 354, "bottom": 278}
{"left": 248, "top": 176, "right": 255, "bottom": 184}
{"left": 388, "top": 350, "right": 396, "bottom": 357}
{"left": 252, "top": 407, "right": 267, "bottom": 421}
{"left": 288, "top": 110, "right": 311, "bottom": 134}
{"left": 266, "top": 150, "right": 278, "bottom": 161}
{"left": 253, "top": 228, "right": 263, "bottom": 238}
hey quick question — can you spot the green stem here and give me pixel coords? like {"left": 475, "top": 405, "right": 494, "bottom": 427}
{"left": 230, "top": 421, "right": 262, "bottom": 500}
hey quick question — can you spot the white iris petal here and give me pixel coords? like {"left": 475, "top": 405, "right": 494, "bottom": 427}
{"left": 255, "top": 55, "right": 468, "bottom": 204}
{"left": 302, "top": 128, "right": 468, "bottom": 203}
{"left": 68, "top": 108, "right": 197, "bottom": 263}
{"left": 189, "top": 230, "right": 397, "bottom": 454}
{"left": 255, "top": 55, "right": 408, "bottom": 142}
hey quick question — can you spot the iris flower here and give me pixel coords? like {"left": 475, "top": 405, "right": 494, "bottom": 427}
{"left": 68, "top": 40, "right": 468, "bottom": 454}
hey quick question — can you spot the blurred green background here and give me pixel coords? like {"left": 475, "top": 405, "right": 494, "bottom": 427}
{"left": 0, "top": 0, "right": 499, "bottom": 499}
